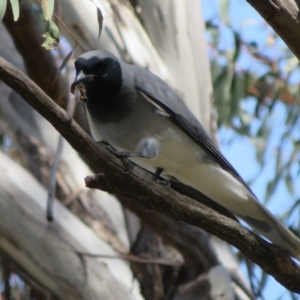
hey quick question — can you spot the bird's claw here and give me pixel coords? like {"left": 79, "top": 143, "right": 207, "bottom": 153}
{"left": 152, "top": 168, "right": 170, "bottom": 186}
{"left": 100, "top": 141, "right": 135, "bottom": 174}
{"left": 120, "top": 158, "right": 135, "bottom": 174}
{"left": 157, "top": 178, "right": 171, "bottom": 187}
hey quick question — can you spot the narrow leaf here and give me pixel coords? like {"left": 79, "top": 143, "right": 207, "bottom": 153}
{"left": 53, "top": 48, "right": 74, "bottom": 86}
{"left": 232, "top": 31, "right": 241, "bottom": 63}
{"left": 219, "top": 0, "right": 230, "bottom": 26}
{"left": 47, "top": 0, "right": 54, "bottom": 19}
{"left": 9, "top": 0, "right": 19, "bottom": 21}
{"left": 41, "top": 0, "right": 55, "bottom": 21}
{"left": 48, "top": 20, "right": 60, "bottom": 43}
{"left": 42, "top": 32, "right": 54, "bottom": 50}
{"left": 0, "top": 0, "right": 7, "bottom": 23}
{"left": 96, "top": 6, "right": 103, "bottom": 42}
{"left": 90, "top": 0, "right": 103, "bottom": 42}
{"left": 285, "top": 174, "right": 295, "bottom": 196}
{"left": 213, "top": 64, "right": 234, "bottom": 124}
{"left": 229, "top": 72, "right": 244, "bottom": 121}
{"left": 264, "top": 181, "right": 274, "bottom": 203}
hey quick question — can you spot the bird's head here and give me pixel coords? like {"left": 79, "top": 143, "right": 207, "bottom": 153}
{"left": 71, "top": 50, "right": 123, "bottom": 102}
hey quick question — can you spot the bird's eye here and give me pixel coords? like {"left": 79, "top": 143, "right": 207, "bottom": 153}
{"left": 97, "top": 62, "right": 108, "bottom": 77}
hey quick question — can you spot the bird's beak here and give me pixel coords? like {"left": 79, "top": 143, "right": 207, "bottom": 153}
{"left": 71, "top": 70, "right": 95, "bottom": 102}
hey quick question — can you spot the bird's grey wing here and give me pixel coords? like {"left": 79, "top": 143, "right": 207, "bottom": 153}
{"left": 133, "top": 67, "right": 300, "bottom": 258}
{"left": 133, "top": 66, "right": 255, "bottom": 198}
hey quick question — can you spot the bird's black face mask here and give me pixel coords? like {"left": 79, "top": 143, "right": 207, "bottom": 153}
{"left": 71, "top": 56, "right": 122, "bottom": 102}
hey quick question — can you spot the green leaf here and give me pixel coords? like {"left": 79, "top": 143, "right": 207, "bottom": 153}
{"left": 264, "top": 181, "right": 274, "bottom": 203}
{"left": 48, "top": 19, "right": 59, "bottom": 42}
{"left": 210, "top": 59, "right": 221, "bottom": 83}
{"left": 287, "top": 198, "right": 300, "bottom": 219}
{"left": 256, "top": 114, "right": 270, "bottom": 138}
{"left": 219, "top": 0, "right": 230, "bottom": 26}
{"left": 238, "top": 109, "right": 252, "bottom": 130}
{"left": 289, "top": 290, "right": 299, "bottom": 300}
{"left": 259, "top": 269, "right": 269, "bottom": 291}
{"left": 232, "top": 31, "right": 241, "bottom": 63}
{"left": 41, "top": 0, "right": 55, "bottom": 21}
{"left": 42, "top": 20, "right": 59, "bottom": 50}
{"left": 213, "top": 64, "right": 234, "bottom": 124}
{"left": 252, "top": 137, "right": 266, "bottom": 165}
{"left": 206, "top": 21, "right": 220, "bottom": 46}
{"left": 0, "top": 0, "right": 7, "bottom": 23}
{"left": 90, "top": 0, "right": 103, "bottom": 42}
{"left": 285, "top": 174, "right": 295, "bottom": 196}
{"left": 9, "top": 0, "right": 19, "bottom": 21}
{"left": 284, "top": 55, "right": 299, "bottom": 74}
{"left": 264, "top": 151, "right": 284, "bottom": 202}
{"left": 293, "top": 139, "right": 300, "bottom": 153}
{"left": 53, "top": 48, "right": 74, "bottom": 85}
{"left": 42, "top": 32, "right": 54, "bottom": 50}
{"left": 96, "top": 6, "right": 103, "bottom": 42}
{"left": 229, "top": 73, "right": 245, "bottom": 120}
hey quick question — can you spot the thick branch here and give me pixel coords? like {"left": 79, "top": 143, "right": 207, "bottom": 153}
{"left": 0, "top": 57, "right": 300, "bottom": 293}
{"left": 246, "top": 0, "right": 300, "bottom": 60}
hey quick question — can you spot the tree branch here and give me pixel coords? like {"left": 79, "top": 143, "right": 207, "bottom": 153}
{"left": 0, "top": 56, "right": 300, "bottom": 293}
{"left": 3, "top": 0, "right": 68, "bottom": 106}
{"left": 246, "top": 0, "right": 300, "bottom": 60}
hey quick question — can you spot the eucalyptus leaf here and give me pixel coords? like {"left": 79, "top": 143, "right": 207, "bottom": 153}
{"left": 210, "top": 59, "right": 221, "bottom": 83}
{"left": 96, "top": 6, "right": 103, "bottom": 42}
{"left": 254, "top": 138, "right": 266, "bottom": 165}
{"left": 232, "top": 31, "right": 241, "bottom": 63}
{"left": 289, "top": 290, "right": 299, "bottom": 300}
{"left": 264, "top": 181, "right": 274, "bottom": 203}
{"left": 0, "top": 0, "right": 7, "bottom": 23}
{"left": 9, "top": 0, "right": 19, "bottom": 21}
{"left": 48, "top": 20, "right": 59, "bottom": 43}
{"left": 213, "top": 65, "right": 233, "bottom": 124}
{"left": 41, "top": 0, "right": 55, "bottom": 21}
{"left": 259, "top": 269, "right": 269, "bottom": 292}
{"left": 90, "top": 0, "right": 103, "bottom": 42}
{"left": 219, "top": 0, "right": 230, "bottom": 26}
{"left": 285, "top": 174, "right": 295, "bottom": 196}
{"left": 229, "top": 73, "right": 244, "bottom": 121}
{"left": 42, "top": 32, "right": 54, "bottom": 50}
{"left": 284, "top": 55, "right": 299, "bottom": 74}
{"left": 53, "top": 48, "right": 74, "bottom": 85}
{"left": 287, "top": 198, "right": 300, "bottom": 219}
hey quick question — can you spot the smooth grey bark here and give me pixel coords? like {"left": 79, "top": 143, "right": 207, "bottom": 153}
{"left": 0, "top": 151, "right": 140, "bottom": 300}
{"left": 0, "top": 22, "right": 142, "bottom": 300}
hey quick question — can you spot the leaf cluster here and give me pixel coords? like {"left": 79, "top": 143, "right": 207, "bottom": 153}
{"left": 206, "top": 0, "right": 300, "bottom": 213}
{"left": 205, "top": 1, "right": 300, "bottom": 297}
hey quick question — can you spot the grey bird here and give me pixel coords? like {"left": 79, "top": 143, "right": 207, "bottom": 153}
{"left": 71, "top": 50, "right": 300, "bottom": 258}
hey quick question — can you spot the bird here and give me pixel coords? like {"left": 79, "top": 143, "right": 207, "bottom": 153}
{"left": 71, "top": 50, "right": 300, "bottom": 258}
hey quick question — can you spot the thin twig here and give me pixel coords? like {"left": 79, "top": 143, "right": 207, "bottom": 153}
{"left": 46, "top": 49, "right": 77, "bottom": 222}
{"left": 62, "top": 188, "right": 82, "bottom": 206}
{"left": 46, "top": 134, "right": 64, "bottom": 222}
{"left": 3, "top": 261, "right": 11, "bottom": 300}
{"left": 53, "top": 14, "right": 86, "bottom": 52}
{"left": 75, "top": 251, "right": 181, "bottom": 266}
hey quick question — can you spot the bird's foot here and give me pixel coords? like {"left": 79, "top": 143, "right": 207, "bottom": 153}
{"left": 152, "top": 168, "right": 170, "bottom": 187}
{"left": 100, "top": 141, "right": 145, "bottom": 159}
{"left": 100, "top": 141, "right": 135, "bottom": 174}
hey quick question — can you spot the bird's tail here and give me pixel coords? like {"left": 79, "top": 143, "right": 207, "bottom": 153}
{"left": 240, "top": 201, "right": 300, "bottom": 259}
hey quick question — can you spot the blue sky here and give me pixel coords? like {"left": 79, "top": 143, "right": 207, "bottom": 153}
{"left": 201, "top": 1, "right": 300, "bottom": 299}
